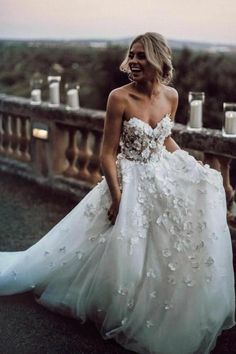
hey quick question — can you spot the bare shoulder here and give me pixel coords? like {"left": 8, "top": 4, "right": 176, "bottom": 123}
{"left": 108, "top": 84, "right": 131, "bottom": 105}
{"left": 162, "top": 85, "right": 179, "bottom": 119}
{"left": 105, "top": 85, "right": 130, "bottom": 122}
{"left": 163, "top": 85, "right": 178, "bottom": 102}
{"left": 106, "top": 85, "right": 133, "bottom": 119}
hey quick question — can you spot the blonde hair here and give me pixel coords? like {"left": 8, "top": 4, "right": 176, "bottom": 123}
{"left": 120, "top": 32, "right": 173, "bottom": 84}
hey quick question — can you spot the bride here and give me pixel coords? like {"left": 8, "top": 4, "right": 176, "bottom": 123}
{"left": 0, "top": 32, "right": 235, "bottom": 354}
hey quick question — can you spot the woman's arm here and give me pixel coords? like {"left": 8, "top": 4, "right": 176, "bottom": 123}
{"left": 100, "top": 90, "right": 125, "bottom": 224}
{"left": 165, "top": 88, "right": 181, "bottom": 153}
{"left": 165, "top": 137, "right": 180, "bottom": 153}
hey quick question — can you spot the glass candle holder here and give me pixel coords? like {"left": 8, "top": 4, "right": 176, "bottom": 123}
{"left": 65, "top": 82, "right": 80, "bottom": 110}
{"left": 188, "top": 92, "right": 205, "bottom": 130}
{"left": 48, "top": 76, "right": 61, "bottom": 107}
{"left": 223, "top": 103, "right": 236, "bottom": 137}
{"left": 30, "top": 77, "right": 43, "bottom": 105}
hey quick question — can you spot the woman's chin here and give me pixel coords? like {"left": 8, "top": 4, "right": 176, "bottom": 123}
{"left": 131, "top": 75, "right": 145, "bottom": 83}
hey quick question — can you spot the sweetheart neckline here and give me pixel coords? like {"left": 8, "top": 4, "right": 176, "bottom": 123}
{"left": 124, "top": 114, "right": 172, "bottom": 130}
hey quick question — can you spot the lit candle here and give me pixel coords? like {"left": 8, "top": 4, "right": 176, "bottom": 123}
{"left": 225, "top": 111, "right": 236, "bottom": 134}
{"left": 31, "top": 89, "right": 41, "bottom": 104}
{"left": 32, "top": 128, "right": 48, "bottom": 140}
{"left": 66, "top": 89, "right": 79, "bottom": 109}
{"left": 189, "top": 100, "right": 202, "bottom": 129}
{"left": 49, "top": 82, "right": 60, "bottom": 105}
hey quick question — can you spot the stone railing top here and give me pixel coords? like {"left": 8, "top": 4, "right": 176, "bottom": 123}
{"left": 172, "top": 124, "right": 236, "bottom": 158}
{"left": 0, "top": 94, "right": 236, "bottom": 158}
{"left": 0, "top": 94, "right": 105, "bottom": 132}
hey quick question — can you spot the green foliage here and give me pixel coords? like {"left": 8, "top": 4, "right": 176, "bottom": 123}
{"left": 173, "top": 48, "right": 236, "bottom": 128}
{"left": 0, "top": 41, "right": 236, "bottom": 129}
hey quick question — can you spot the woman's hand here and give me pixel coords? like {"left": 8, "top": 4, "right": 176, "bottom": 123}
{"left": 107, "top": 195, "right": 121, "bottom": 225}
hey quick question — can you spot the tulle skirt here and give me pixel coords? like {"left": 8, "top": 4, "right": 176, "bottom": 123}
{"left": 0, "top": 149, "right": 235, "bottom": 354}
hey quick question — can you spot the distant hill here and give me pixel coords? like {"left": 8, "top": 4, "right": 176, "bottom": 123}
{"left": 0, "top": 37, "right": 236, "bottom": 53}
{"left": 0, "top": 36, "right": 236, "bottom": 128}
{"left": 106, "top": 37, "right": 236, "bottom": 53}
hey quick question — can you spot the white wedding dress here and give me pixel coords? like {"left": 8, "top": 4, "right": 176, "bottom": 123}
{"left": 0, "top": 115, "right": 235, "bottom": 354}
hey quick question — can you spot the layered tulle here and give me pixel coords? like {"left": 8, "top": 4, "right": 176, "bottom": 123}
{"left": 0, "top": 148, "right": 235, "bottom": 354}
{"left": 0, "top": 114, "right": 235, "bottom": 353}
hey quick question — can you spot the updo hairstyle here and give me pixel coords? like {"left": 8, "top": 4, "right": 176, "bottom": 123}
{"left": 120, "top": 32, "right": 173, "bottom": 84}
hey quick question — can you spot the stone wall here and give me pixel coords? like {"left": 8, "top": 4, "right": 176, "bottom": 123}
{"left": 0, "top": 94, "right": 235, "bottom": 234}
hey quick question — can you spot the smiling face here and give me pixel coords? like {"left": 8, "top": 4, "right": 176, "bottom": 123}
{"left": 120, "top": 32, "right": 173, "bottom": 85}
{"left": 128, "top": 41, "right": 156, "bottom": 83}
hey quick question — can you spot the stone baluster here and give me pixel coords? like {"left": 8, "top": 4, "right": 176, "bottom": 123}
{"left": 204, "top": 153, "right": 235, "bottom": 208}
{"left": 11, "top": 116, "right": 21, "bottom": 159}
{"left": 76, "top": 129, "right": 92, "bottom": 181}
{"left": 3, "top": 114, "right": 13, "bottom": 155}
{"left": 63, "top": 126, "right": 79, "bottom": 177}
{"left": 50, "top": 123, "right": 69, "bottom": 175}
{"left": 88, "top": 131, "right": 103, "bottom": 184}
{"left": 0, "top": 113, "right": 3, "bottom": 154}
{"left": 19, "top": 116, "right": 31, "bottom": 162}
{"left": 217, "top": 156, "right": 235, "bottom": 209}
{"left": 203, "top": 152, "right": 221, "bottom": 172}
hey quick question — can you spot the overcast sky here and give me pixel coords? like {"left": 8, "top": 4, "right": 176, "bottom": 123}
{"left": 1, "top": 0, "right": 236, "bottom": 44}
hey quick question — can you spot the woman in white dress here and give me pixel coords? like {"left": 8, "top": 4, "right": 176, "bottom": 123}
{"left": 0, "top": 32, "right": 235, "bottom": 354}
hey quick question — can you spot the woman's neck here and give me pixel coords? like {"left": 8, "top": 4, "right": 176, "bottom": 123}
{"left": 133, "top": 80, "right": 162, "bottom": 98}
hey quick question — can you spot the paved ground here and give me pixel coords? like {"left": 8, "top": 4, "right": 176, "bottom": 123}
{"left": 0, "top": 170, "right": 235, "bottom": 354}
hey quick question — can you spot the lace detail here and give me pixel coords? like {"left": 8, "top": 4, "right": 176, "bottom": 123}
{"left": 119, "top": 115, "right": 173, "bottom": 163}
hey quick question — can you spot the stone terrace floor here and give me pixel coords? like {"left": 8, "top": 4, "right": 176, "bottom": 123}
{"left": 0, "top": 169, "right": 235, "bottom": 354}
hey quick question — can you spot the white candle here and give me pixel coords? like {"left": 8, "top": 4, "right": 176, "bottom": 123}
{"left": 189, "top": 100, "right": 202, "bottom": 129}
{"left": 49, "top": 82, "right": 60, "bottom": 105}
{"left": 66, "top": 89, "right": 79, "bottom": 109}
{"left": 225, "top": 111, "right": 236, "bottom": 134}
{"left": 31, "top": 89, "right": 41, "bottom": 104}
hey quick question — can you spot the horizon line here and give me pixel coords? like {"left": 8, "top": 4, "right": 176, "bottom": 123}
{"left": 0, "top": 36, "right": 236, "bottom": 47}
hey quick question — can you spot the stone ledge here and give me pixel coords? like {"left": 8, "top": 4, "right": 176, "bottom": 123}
{"left": 1, "top": 94, "right": 236, "bottom": 156}
{"left": 172, "top": 124, "right": 236, "bottom": 158}
{"left": 0, "top": 94, "right": 105, "bottom": 132}
{"left": 0, "top": 156, "right": 92, "bottom": 202}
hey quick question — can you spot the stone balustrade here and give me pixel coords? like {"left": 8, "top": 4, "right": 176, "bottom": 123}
{"left": 0, "top": 94, "right": 236, "bottom": 234}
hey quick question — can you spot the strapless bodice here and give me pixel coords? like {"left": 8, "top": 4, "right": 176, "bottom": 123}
{"left": 119, "top": 115, "right": 173, "bottom": 163}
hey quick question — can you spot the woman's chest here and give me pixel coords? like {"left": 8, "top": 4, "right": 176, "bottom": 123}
{"left": 124, "top": 95, "right": 172, "bottom": 127}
